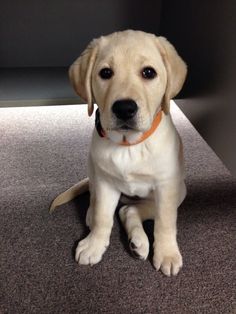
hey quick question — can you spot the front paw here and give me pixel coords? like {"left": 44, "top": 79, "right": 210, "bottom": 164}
{"left": 75, "top": 232, "right": 109, "bottom": 266}
{"left": 153, "top": 243, "right": 183, "bottom": 276}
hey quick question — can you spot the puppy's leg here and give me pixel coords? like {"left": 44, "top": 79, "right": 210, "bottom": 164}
{"left": 153, "top": 180, "right": 186, "bottom": 276}
{"left": 76, "top": 179, "right": 120, "bottom": 266}
{"left": 119, "top": 201, "right": 154, "bottom": 260}
{"left": 85, "top": 187, "right": 95, "bottom": 229}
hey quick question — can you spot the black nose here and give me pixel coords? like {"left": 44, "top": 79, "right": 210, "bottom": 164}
{"left": 112, "top": 99, "right": 138, "bottom": 121}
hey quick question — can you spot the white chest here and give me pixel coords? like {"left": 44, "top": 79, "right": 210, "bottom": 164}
{"left": 92, "top": 137, "right": 158, "bottom": 197}
{"left": 90, "top": 115, "right": 181, "bottom": 197}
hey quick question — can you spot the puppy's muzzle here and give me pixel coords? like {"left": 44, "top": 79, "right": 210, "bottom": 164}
{"left": 112, "top": 99, "right": 138, "bottom": 122}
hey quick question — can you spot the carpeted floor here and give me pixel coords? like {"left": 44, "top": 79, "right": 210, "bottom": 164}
{"left": 0, "top": 103, "right": 235, "bottom": 314}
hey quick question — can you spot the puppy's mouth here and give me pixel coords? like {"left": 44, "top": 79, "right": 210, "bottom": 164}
{"left": 112, "top": 122, "right": 138, "bottom": 132}
{"left": 120, "top": 125, "right": 133, "bottom": 131}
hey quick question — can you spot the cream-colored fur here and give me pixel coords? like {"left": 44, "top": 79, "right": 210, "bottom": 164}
{"left": 50, "top": 30, "right": 187, "bottom": 276}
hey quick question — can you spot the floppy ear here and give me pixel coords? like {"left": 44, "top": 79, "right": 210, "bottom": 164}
{"left": 157, "top": 37, "right": 187, "bottom": 114}
{"left": 69, "top": 39, "right": 98, "bottom": 116}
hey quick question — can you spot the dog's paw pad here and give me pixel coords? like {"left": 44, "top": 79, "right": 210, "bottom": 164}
{"left": 129, "top": 231, "right": 149, "bottom": 260}
{"left": 129, "top": 240, "right": 144, "bottom": 259}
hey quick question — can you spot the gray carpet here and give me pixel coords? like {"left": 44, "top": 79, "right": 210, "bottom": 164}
{"left": 0, "top": 103, "right": 235, "bottom": 314}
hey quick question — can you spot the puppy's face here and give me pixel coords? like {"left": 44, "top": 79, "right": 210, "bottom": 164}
{"left": 92, "top": 32, "right": 167, "bottom": 133}
{"left": 69, "top": 30, "right": 187, "bottom": 143}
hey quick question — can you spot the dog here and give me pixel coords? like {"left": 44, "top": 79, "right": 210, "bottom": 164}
{"left": 50, "top": 30, "right": 187, "bottom": 276}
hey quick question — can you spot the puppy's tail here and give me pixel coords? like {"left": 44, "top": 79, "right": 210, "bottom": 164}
{"left": 49, "top": 177, "right": 89, "bottom": 213}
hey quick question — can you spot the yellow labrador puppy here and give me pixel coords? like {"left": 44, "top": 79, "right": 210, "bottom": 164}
{"left": 50, "top": 30, "right": 187, "bottom": 276}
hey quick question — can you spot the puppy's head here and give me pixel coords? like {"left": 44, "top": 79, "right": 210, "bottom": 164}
{"left": 69, "top": 30, "right": 187, "bottom": 143}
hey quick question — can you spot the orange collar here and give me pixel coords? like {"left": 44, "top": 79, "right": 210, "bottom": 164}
{"left": 95, "top": 109, "right": 162, "bottom": 146}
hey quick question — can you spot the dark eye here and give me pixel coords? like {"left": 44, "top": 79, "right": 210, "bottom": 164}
{"left": 99, "top": 68, "right": 113, "bottom": 79}
{"left": 141, "top": 67, "right": 157, "bottom": 79}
